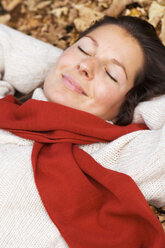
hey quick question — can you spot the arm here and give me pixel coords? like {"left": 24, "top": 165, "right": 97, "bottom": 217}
{"left": 80, "top": 94, "right": 165, "bottom": 207}
{"left": 0, "top": 24, "right": 62, "bottom": 98}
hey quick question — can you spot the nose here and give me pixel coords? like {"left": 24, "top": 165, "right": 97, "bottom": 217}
{"left": 76, "top": 58, "right": 95, "bottom": 80}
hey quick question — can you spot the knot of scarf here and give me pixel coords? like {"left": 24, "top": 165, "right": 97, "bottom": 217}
{"left": 0, "top": 95, "right": 164, "bottom": 248}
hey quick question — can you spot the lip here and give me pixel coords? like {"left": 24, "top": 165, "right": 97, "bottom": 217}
{"left": 62, "top": 74, "right": 87, "bottom": 96}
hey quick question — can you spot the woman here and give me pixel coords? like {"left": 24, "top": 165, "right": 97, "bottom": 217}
{"left": 0, "top": 16, "right": 165, "bottom": 248}
{"left": 44, "top": 15, "right": 165, "bottom": 125}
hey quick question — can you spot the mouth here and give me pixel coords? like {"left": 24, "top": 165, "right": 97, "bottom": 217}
{"left": 61, "top": 73, "right": 87, "bottom": 96}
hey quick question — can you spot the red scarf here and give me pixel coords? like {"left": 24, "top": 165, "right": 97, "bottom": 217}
{"left": 0, "top": 95, "right": 164, "bottom": 248}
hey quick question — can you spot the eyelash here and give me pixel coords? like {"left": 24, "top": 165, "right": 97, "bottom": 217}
{"left": 78, "top": 46, "right": 89, "bottom": 55}
{"left": 78, "top": 46, "right": 118, "bottom": 83}
{"left": 105, "top": 70, "right": 118, "bottom": 83}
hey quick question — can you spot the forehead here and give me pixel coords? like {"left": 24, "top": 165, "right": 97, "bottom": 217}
{"left": 86, "top": 24, "right": 135, "bottom": 48}
{"left": 84, "top": 24, "right": 144, "bottom": 82}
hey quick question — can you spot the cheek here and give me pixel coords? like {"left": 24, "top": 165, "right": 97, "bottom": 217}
{"left": 94, "top": 82, "right": 114, "bottom": 103}
{"left": 48, "top": 49, "right": 76, "bottom": 76}
{"left": 95, "top": 84, "right": 125, "bottom": 111}
{"left": 57, "top": 48, "right": 78, "bottom": 69}
{"left": 45, "top": 54, "right": 73, "bottom": 85}
{"left": 48, "top": 45, "right": 81, "bottom": 80}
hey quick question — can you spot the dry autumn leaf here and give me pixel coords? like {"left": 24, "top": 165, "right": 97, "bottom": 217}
{"left": 74, "top": 4, "right": 104, "bottom": 32}
{"left": 148, "top": 1, "right": 165, "bottom": 26}
{"left": 0, "top": 0, "right": 164, "bottom": 231}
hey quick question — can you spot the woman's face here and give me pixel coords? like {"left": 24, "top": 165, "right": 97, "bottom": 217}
{"left": 44, "top": 24, "right": 144, "bottom": 120}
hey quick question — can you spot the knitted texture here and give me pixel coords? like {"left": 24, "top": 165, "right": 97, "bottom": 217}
{"left": 0, "top": 88, "right": 165, "bottom": 247}
{"left": 80, "top": 94, "right": 165, "bottom": 207}
{"left": 0, "top": 24, "right": 62, "bottom": 95}
{"left": 0, "top": 92, "right": 164, "bottom": 248}
{"left": 0, "top": 130, "right": 68, "bottom": 247}
{"left": 0, "top": 24, "right": 165, "bottom": 246}
{"left": 0, "top": 25, "right": 65, "bottom": 247}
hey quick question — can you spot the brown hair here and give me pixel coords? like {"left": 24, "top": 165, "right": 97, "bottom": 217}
{"left": 78, "top": 16, "right": 165, "bottom": 125}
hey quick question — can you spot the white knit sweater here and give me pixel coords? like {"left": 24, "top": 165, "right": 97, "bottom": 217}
{"left": 0, "top": 24, "right": 165, "bottom": 248}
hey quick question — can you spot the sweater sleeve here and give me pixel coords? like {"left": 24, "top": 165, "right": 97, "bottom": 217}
{"left": 80, "top": 94, "right": 165, "bottom": 208}
{"left": 0, "top": 80, "right": 15, "bottom": 99}
{"left": 0, "top": 24, "right": 63, "bottom": 96}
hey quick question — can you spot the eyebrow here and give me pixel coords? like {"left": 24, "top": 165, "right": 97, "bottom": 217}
{"left": 85, "top": 35, "right": 128, "bottom": 80}
{"left": 85, "top": 35, "right": 98, "bottom": 47}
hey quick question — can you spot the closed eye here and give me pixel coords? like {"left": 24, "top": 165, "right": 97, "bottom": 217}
{"left": 105, "top": 70, "right": 118, "bottom": 83}
{"left": 78, "top": 46, "right": 118, "bottom": 83}
{"left": 78, "top": 46, "right": 89, "bottom": 56}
